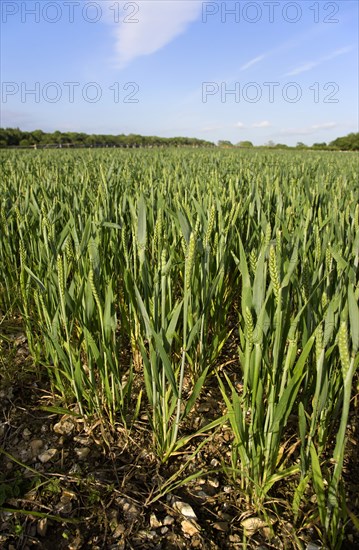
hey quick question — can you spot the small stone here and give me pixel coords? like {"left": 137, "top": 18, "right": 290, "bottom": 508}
{"left": 208, "top": 478, "right": 220, "bottom": 488}
{"left": 29, "top": 439, "right": 44, "bottom": 457}
{"left": 38, "top": 448, "right": 57, "bottom": 463}
{"left": 210, "top": 458, "right": 219, "bottom": 467}
{"left": 160, "top": 527, "right": 169, "bottom": 535}
{"left": 181, "top": 519, "right": 200, "bottom": 536}
{"left": 150, "top": 513, "right": 162, "bottom": 529}
{"left": 74, "top": 447, "right": 90, "bottom": 460}
{"left": 23, "top": 428, "right": 32, "bottom": 439}
{"left": 173, "top": 501, "right": 197, "bottom": 519}
{"left": 241, "top": 517, "right": 268, "bottom": 536}
{"left": 54, "top": 418, "right": 75, "bottom": 435}
{"left": 163, "top": 515, "right": 174, "bottom": 526}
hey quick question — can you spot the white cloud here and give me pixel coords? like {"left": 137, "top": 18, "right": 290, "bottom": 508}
{"left": 285, "top": 47, "right": 352, "bottom": 76}
{"left": 235, "top": 121, "right": 245, "bottom": 128}
{"left": 311, "top": 122, "right": 338, "bottom": 130}
{"left": 240, "top": 55, "right": 266, "bottom": 71}
{"left": 111, "top": 1, "right": 202, "bottom": 68}
{"left": 252, "top": 121, "right": 271, "bottom": 128}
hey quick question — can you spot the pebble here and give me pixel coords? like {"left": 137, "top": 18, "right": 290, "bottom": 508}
{"left": 208, "top": 478, "right": 220, "bottom": 488}
{"left": 22, "top": 428, "right": 32, "bottom": 439}
{"left": 181, "top": 519, "right": 200, "bottom": 536}
{"left": 54, "top": 418, "right": 75, "bottom": 435}
{"left": 150, "top": 513, "right": 162, "bottom": 529}
{"left": 38, "top": 448, "right": 57, "bottom": 463}
{"left": 241, "top": 517, "right": 267, "bottom": 536}
{"left": 163, "top": 515, "right": 174, "bottom": 526}
{"left": 173, "top": 501, "right": 197, "bottom": 519}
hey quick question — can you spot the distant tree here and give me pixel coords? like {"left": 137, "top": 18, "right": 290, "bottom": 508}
{"left": 218, "top": 140, "right": 233, "bottom": 148}
{"left": 329, "top": 133, "right": 359, "bottom": 151}
{"left": 296, "top": 142, "right": 308, "bottom": 149}
{"left": 237, "top": 140, "right": 253, "bottom": 148}
{"left": 265, "top": 140, "right": 276, "bottom": 148}
{"left": 312, "top": 142, "right": 327, "bottom": 149}
{"left": 275, "top": 143, "right": 289, "bottom": 149}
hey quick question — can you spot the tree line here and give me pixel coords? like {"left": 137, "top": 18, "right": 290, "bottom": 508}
{"left": 0, "top": 128, "right": 358, "bottom": 151}
{"left": 0, "top": 128, "right": 215, "bottom": 149}
{"left": 221, "top": 133, "right": 359, "bottom": 151}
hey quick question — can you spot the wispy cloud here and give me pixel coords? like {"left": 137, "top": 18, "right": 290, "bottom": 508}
{"left": 279, "top": 122, "right": 338, "bottom": 136}
{"left": 252, "top": 120, "right": 271, "bottom": 128}
{"left": 285, "top": 47, "right": 352, "bottom": 76}
{"left": 236, "top": 121, "right": 245, "bottom": 128}
{"left": 111, "top": 1, "right": 202, "bottom": 68}
{"left": 240, "top": 55, "right": 266, "bottom": 71}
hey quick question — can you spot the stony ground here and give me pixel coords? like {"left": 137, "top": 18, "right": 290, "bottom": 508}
{"left": 1, "top": 326, "right": 358, "bottom": 550}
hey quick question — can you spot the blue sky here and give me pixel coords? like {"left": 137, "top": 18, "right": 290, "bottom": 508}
{"left": 1, "top": 0, "right": 358, "bottom": 145}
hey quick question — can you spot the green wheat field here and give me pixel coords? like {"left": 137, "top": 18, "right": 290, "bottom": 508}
{"left": 0, "top": 148, "right": 358, "bottom": 548}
